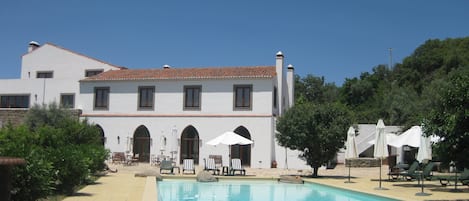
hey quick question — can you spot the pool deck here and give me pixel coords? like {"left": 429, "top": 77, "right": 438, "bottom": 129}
{"left": 63, "top": 163, "right": 469, "bottom": 201}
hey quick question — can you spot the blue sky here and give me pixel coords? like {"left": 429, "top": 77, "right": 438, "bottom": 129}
{"left": 1, "top": 0, "right": 468, "bottom": 85}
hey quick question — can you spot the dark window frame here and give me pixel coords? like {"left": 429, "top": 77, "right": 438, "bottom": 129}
{"left": 94, "top": 87, "right": 110, "bottom": 110}
{"left": 36, "top": 71, "right": 53, "bottom": 78}
{"left": 60, "top": 93, "right": 75, "bottom": 108}
{"left": 233, "top": 85, "right": 252, "bottom": 110}
{"left": 0, "top": 94, "right": 30, "bottom": 108}
{"left": 138, "top": 86, "right": 155, "bottom": 110}
{"left": 183, "top": 85, "right": 202, "bottom": 110}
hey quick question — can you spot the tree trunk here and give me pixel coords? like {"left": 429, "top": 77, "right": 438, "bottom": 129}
{"left": 312, "top": 167, "right": 319, "bottom": 177}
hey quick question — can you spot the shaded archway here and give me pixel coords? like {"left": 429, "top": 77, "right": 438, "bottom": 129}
{"left": 231, "top": 126, "right": 251, "bottom": 166}
{"left": 133, "top": 125, "right": 151, "bottom": 162}
{"left": 95, "top": 125, "right": 105, "bottom": 146}
{"left": 180, "top": 125, "right": 200, "bottom": 165}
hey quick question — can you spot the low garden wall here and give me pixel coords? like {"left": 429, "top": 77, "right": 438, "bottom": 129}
{"left": 345, "top": 158, "right": 381, "bottom": 167}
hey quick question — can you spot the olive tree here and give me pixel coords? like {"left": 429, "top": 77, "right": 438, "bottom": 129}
{"left": 276, "top": 102, "right": 352, "bottom": 177}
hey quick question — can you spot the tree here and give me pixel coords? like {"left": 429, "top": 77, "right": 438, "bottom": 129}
{"left": 295, "top": 74, "right": 339, "bottom": 104}
{"left": 276, "top": 102, "right": 352, "bottom": 177}
{"left": 423, "top": 68, "right": 469, "bottom": 169}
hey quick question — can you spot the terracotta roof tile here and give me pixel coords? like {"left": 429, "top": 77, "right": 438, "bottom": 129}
{"left": 81, "top": 66, "right": 276, "bottom": 81}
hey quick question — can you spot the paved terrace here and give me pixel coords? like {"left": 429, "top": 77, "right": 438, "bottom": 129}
{"left": 63, "top": 163, "right": 469, "bottom": 201}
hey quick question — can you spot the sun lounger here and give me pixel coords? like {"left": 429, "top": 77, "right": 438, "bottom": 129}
{"left": 183, "top": 159, "right": 196, "bottom": 174}
{"left": 406, "top": 162, "right": 435, "bottom": 181}
{"left": 209, "top": 155, "right": 223, "bottom": 168}
{"left": 204, "top": 158, "right": 220, "bottom": 175}
{"left": 230, "top": 158, "right": 246, "bottom": 175}
{"left": 438, "top": 168, "right": 469, "bottom": 186}
{"left": 388, "top": 161, "right": 419, "bottom": 180}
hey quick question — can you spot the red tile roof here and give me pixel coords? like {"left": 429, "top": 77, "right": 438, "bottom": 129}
{"left": 81, "top": 66, "right": 276, "bottom": 81}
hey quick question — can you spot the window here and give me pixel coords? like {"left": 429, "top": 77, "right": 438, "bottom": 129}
{"left": 85, "top": 69, "right": 104, "bottom": 77}
{"left": 36, "top": 71, "right": 53, "bottom": 78}
{"left": 94, "top": 87, "right": 110, "bottom": 110}
{"left": 138, "top": 86, "right": 154, "bottom": 110}
{"left": 184, "top": 86, "right": 201, "bottom": 110}
{"left": 60, "top": 94, "right": 75, "bottom": 108}
{"left": 0, "top": 95, "right": 30, "bottom": 108}
{"left": 234, "top": 85, "right": 252, "bottom": 110}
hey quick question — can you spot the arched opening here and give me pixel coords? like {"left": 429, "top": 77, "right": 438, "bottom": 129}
{"left": 180, "top": 125, "right": 200, "bottom": 165}
{"left": 231, "top": 126, "right": 251, "bottom": 166}
{"left": 133, "top": 125, "right": 151, "bottom": 162}
{"left": 95, "top": 125, "right": 105, "bottom": 146}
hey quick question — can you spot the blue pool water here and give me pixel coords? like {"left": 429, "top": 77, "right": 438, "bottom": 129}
{"left": 157, "top": 180, "right": 398, "bottom": 201}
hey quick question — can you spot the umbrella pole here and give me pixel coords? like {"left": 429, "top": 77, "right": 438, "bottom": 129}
{"left": 374, "top": 158, "right": 388, "bottom": 190}
{"left": 344, "top": 160, "right": 353, "bottom": 183}
{"left": 344, "top": 165, "right": 352, "bottom": 183}
{"left": 379, "top": 159, "right": 382, "bottom": 188}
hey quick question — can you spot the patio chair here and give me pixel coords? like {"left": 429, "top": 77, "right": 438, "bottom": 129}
{"left": 209, "top": 155, "right": 223, "bottom": 168}
{"left": 160, "top": 159, "right": 178, "bottom": 174}
{"left": 398, "top": 161, "right": 420, "bottom": 180}
{"left": 438, "top": 168, "right": 469, "bottom": 186}
{"left": 230, "top": 158, "right": 246, "bottom": 175}
{"left": 400, "top": 161, "right": 435, "bottom": 182}
{"left": 204, "top": 158, "right": 220, "bottom": 175}
{"left": 183, "top": 159, "right": 196, "bottom": 174}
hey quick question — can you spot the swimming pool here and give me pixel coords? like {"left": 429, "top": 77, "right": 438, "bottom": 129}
{"left": 157, "top": 179, "right": 398, "bottom": 201}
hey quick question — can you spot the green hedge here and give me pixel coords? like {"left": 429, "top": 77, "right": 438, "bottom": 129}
{"left": 0, "top": 103, "right": 108, "bottom": 200}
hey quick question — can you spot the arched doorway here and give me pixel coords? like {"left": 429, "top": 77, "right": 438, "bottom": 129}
{"left": 180, "top": 126, "right": 200, "bottom": 165}
{"left": 96, "top": 125, "right": 105, "bottom": 146}
{"left": 231, "top": 126, "right": 251, "bottom": 166}
{"left": 133, "top": 125, "right": 151, "bottom": 162}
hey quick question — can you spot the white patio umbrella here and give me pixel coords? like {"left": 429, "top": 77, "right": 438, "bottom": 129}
{"left": 416, "top": 134, "right": 432, "bottom": 164}
{"left": 416, "top": 130, "right": 432, "bottom": 196}
{"left": 373, "top": 119, "right": 388, "bottom": 190}
{"left": 160, "top": 136, "right": 167, "bottom": 155}
{"left": 170, "top": 127, "right": 178, "bottom": 161}
{"left": 126, "top": 136, "right": 133, "bottom": 154}
{"left": 344, "top": 126, "right": 358, "bottom": 183}
{"left": 206, "top": 131, "right": 253, "bottom": 167}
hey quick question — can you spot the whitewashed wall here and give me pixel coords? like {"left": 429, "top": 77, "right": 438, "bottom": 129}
{"left": 79, "top": 78, "right": 275, "bottom": 115}
{"left": 87, "top": 116, "right": 275, "bottom": 168}
{"left": 21, "top": 43, "right": 120, "bottom": 80}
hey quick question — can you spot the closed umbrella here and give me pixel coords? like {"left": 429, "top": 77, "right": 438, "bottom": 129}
{"left": 416, "top": 132, "right": 432, "bottom": 196}
{"left": 374, "top": 119, "right": 388, "bottom": 190}
{"left": 416, "top": 135, "right": 432, "bottom": 163}
{"left": 171, "top": 127, "right": 178, "bottom": 162}
{"left": 160, "top": 136, "right": 167, "bottom": 156}
{"left": 344, "top": 126, "right": 358, "bottom": 183}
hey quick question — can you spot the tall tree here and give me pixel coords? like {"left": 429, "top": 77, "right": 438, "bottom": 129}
{"left": 423, "top": 68, "right": 469, "bottom": 169}
{"left": 276, "top": 102, "right": 352, "bottom": 177}
{"left": 295, "top": 74, "right": 339, "bottom": 104}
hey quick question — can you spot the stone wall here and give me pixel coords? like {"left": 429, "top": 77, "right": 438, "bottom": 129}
{"left": 0, "top": 109, "right": 82, "bottom": 128}
{"left": 345, "top": 158, "right": 381, "bottom": 167}
{"left": 0, "top": 109, "right": 29, "bottom": 127}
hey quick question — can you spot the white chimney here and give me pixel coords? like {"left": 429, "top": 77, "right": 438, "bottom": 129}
{"left": 286, "top": 64, "right": 295, "bottom": 108}
{"left": 28, "top": 41, "right": 40, "bottom": 52}
{"left": 275, "top": 51, "right": 284, "bottom": 115}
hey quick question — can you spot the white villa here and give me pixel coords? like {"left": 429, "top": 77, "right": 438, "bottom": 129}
{"left": 0, "top": 41, "right": 311, "bottom": 169}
